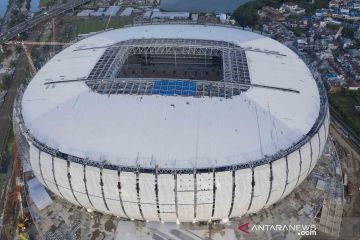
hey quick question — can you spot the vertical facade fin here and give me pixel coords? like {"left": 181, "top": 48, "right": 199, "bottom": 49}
{"left": 154, "top": 166, "right": 162, "bottom": 222}
{"left": 227, "top": 170, "right": 236, "bottom": 217}
{"left": 83, "top": 165, "right": 94, "bottom": 208}
{"left": 307, "top": 141, "right": 313, "bottom": 175}
{"left": 38, "top": 151, "right": 49, "bottom": 189}
{"left": 265, "top": 162, "right": 273, "bottom": 205}
{"left": 247, "top": 167, "right": 255, "bottom": 211}
{"left": 52, "top": 157, "right": 64, "bottom": 198}
{"left": 295, "top": 150, "right": 302, "bottom": 187}
{"left": 117, "top": 170, "right": 129, "bottom": 219}
{"left": 211, "top": 168, "right": 216, "bottom": 219}
{"left": 317, "top": 132, "right": 321, "bottom": 159}
{"left": 174, "top": 173, "right": 179, "bottom": 222}
{"left": 193, "top": 168, "right": 197, "bottom": 221}
{"left": 67, "top": 161, "right": 83, "bottom": 207}
{"left": 100, "top": 168, "right": 110, "bottom": 211}
{"left": 135, "top": 168, "right": 145, "bottom": 220}
{"left": 280, "top": 157, "right": 289, "bottom": 199}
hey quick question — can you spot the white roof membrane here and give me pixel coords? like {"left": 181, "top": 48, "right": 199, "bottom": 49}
{"left": 21, "top": 24, "right": 321, "bottom": 169}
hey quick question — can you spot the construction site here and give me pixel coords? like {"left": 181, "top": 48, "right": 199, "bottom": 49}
{"left": 5, "top": 129, "right": 345, "bottom": 239}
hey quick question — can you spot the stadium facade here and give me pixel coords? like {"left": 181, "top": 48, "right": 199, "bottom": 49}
{"left": 14, "top": 24, "right": 329, "bottom": 223}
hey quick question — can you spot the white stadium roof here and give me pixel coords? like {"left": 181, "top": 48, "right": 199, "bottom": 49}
{"left": 21, "top": 24, "right": 320, "bottom": 169}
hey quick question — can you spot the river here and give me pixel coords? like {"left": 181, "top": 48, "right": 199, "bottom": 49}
{"left": 0, "top": 0, "right": 40, "bottom": 19}
{"left": 0, "top": 0, "right": 9, "bottom": 18}
{"left": 160, "top": 0, "right": 252, "bottom": 14}
{"left": 30, "top": 0, "right": 40, "bottom": 13}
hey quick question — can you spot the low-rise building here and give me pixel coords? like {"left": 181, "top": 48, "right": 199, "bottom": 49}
{"left": 120, "top": 7, "right": 134, "bottom": 17}
{"left": 281, "top": 3, "right": 306, "bottom": 15}
{"left": 258, "top": 6, "right": 285, "bottom": 21}
{"left": 151, "top": 11, "right": 189, "bottom": 20}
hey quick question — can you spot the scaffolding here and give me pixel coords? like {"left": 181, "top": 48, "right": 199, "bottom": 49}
{"left": 86, "top": 38, "right": 251, "bottom": 97}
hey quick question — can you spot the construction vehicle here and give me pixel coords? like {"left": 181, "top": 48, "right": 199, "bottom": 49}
{"left": 16, "top": 214, "right": 31, "bottom": 231}
{"left": 343, "top": 173, "right": 348, "bottom": 186}
{"left": 17, "top": 232, "right": 29, "bottom": 240}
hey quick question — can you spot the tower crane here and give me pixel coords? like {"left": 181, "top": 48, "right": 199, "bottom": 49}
{"left": 21, "top": 42, "right": 36, "bottom": 76}
{"left": 3, "top": 40, "right": 70, "bottom": 76}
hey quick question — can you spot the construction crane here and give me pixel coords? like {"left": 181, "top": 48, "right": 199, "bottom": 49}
{"left": 335, "top": 26, "right": 343, "bottom": 40}
{"left": 21, "top": 43, "right": 36, "bottom": 76}
{"left": 8, "top": 141, "right": 23, "bottom": 218}
{"left": 105, "top": 7, "right": 117, "bottom": 30}
{"left": 105, "top": 12, "right": 113, "bottom": 30}
{"left": 8, "top": 140, "right": 31, "bottom": 239}
{"left": 52, "top": 18, "right": 56, "bottom": 53}
{"left": 3, "top": 40, "right": 70, "bottom": 76}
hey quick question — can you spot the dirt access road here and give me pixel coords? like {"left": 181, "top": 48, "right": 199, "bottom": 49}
{"left": 0, "top": 53, "right": 27, "bottom": 156}
{"left": 330, "top": 125, "right": 360, "bottom": 240}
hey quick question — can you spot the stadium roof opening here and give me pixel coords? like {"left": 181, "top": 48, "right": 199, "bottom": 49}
{"left": 85, "top": 38, "right": 250, "bottom": 97}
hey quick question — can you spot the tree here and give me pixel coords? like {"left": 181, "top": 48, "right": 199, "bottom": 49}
{"left": 0, "top": 74, "right": 11, "bottom": 90}
{"left": 233, "top": 0, "right": 285, "bottom": 27}
{"left": 233, "top": 3, "right": 259, "bottom": 27}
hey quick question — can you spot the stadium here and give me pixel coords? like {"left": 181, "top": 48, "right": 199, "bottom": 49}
{"left": 14, "top": 24, "right": 329, "bottom": 223}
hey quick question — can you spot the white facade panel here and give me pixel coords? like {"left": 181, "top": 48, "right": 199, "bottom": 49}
{"left": 139, "top": 173, "right": 158, "bottom": 221}
{"left": 310, "top": 133, "right": 320, "bottom": 172}
{"left": 161, "top": 213, "right": 176, "bottom": 223}
{"left": 29, "top": 144, "right": 44, "bottom": 185}
{"left": 249, "top": 164, "right": 270, "bottom": 213}
{"left": 177, "top": 173, "right": 194, "bottom": 222}
{"left": 324, "top": 110, "right": 330, "bottom": 138}
{"left": 105, "top": 199, "right": 124, "bottom": 217}
{"left": 69, "top": 162, "right": 92, "bottom": 209}
{"left": 319, "top": 125, "right": 326, "bottom": 157}
{"left": 85, "top": 166, "right": 109, "bottom": 214}
{"left": 196, "top": 173, "right": 213, "bottom": 221}
{"left": 266, "top": 158, "right": 286, "bottom": 207}
{"left": 102, "top": 169, "right": 125, "bottom": 216}
{"left": 39, "top": 152, "right": 61, "bottom": 196}
{"left": 158, "top": 174, "right": 176, "bottom": 222}
{"left": 283, "top": 151, "right": 300, "bottom": 198}
{"left": 230, "top": 168, "right": 252, "bottom": 218}
{"left": 23, "top": 111, "right": 330, "bottom": 223}
{"left": 298, "top": 142, "right": 312, "bottom": 184}
{"left": 120, "top": 171, "right": 142, "bottom": 220}
{"left": 53, "top": 157, "right": 78, "bottom": 205}
{"left": 213, "top": 171, "right": 232, "bottom": 219}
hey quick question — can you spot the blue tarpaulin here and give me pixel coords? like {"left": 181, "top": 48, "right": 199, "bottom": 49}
{"left": 152, "top": 80, "right": 196, "bottom": 96}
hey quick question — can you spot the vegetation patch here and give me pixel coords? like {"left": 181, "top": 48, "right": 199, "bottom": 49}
{"left": 0, "top": 75, "right": 11, "bottom": 91}
{"left": 40, "top": 0, "right": 55, "bottom": 7}
{"left": 233, "top": 0, "right": 328, "bottom": 27}
{"left": 329, "top": 90, "right": 360, "bottom": 135}
{"left": 74, "top": 17, "right": 131, "bottom": 35}
{"left": 0, "top": 173, "right": 7, "bottom": 192}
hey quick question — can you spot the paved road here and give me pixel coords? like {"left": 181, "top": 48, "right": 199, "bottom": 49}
{"left": 0, "top": 54, "right": 27, "bottom": 155}
{"left": 331, "top": 125, "right": 360, "bottom": 239}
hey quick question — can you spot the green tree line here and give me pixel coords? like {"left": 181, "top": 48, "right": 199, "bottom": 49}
{"left": 233, "top": 0, "right": 329, "bottom": 27}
